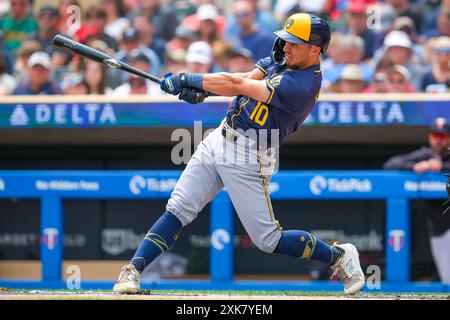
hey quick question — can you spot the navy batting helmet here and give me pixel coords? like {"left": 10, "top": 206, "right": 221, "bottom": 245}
{"left": 272, "top": 13, "right": 331, "bottom": 62}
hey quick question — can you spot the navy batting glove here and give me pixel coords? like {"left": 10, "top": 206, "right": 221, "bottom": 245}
{"left": 178, "top": 87, "right": 208, "bottom": 104}
{"left": 160, "top": 73, "right": 188, "bottom": 95}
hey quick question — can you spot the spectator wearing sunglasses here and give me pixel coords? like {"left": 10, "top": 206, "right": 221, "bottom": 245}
{"left": 386, "top": 64, "right": 415, "bottom": 92}
{"left": 421, "top": 36, "right": 450, "bottom": 93}
{"left": 383, "top": 117, "right": 450, "bottom": 285}
{"left": 224, "top": 1, "right": 274, "bottom": 62}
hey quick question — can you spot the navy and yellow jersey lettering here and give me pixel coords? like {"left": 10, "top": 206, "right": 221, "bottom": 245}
{"left": 225, "top": 57, "right": 322, "bottom": 148}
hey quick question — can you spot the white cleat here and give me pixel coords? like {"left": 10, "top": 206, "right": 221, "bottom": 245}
{"left": 330, "top": 243, "right": 365, "bottom": 295}
{"left": 113, "top": 264, "right": 141, "bottom": 294}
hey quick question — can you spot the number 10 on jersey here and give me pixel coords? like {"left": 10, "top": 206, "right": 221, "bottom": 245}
{"left": 250, "top": 101, "right": 269, "bottom": 126}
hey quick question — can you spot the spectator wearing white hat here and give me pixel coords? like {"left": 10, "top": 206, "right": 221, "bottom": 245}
{"left": 197, "top": 4, "right": 221, "bottom": 45}
{"left": 61, "top": 73, "right": 88, "bottom": 95}
{"left": 13, "top": 51, "right": 62, "bottom": 95}
{"left": 182, "top": 3, "right": 226, "bottom": 42}
{"left": 373, "top": 30, "right": 426, "bottom": 91}
{"left": 336, "top": 64, "right": 367, "bottom": 93}
{"left": 185, "top": 41, "right": 213, "bottom": 74}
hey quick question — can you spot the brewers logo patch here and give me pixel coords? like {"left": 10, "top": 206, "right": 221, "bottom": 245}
{"left": 285, "top": 18, "right": 294, "bottom": 29}
{"left": 268, "top": 75, "right": 283, "bottom": 88}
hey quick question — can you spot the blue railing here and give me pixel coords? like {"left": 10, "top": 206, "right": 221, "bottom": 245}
{"left": 0, "top": 170, "right": 448, "bottom": 292}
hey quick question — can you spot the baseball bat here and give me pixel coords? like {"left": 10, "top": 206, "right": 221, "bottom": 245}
{"left": 52, "top": 34, "right": 162, "bottom": 84}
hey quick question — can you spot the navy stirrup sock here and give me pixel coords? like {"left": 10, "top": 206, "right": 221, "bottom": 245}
{"left": 274, "top": 230, "right": 344, "bottom": 265}
{"left": 130, "top": 211, "right": 182, "bottom": 272}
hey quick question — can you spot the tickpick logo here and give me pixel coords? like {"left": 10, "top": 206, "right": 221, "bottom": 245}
{"left": 211, "top": 229, "right": 230, "bottom": 251}
{"left": 309, "top": 175, "right": 373, "bottom": 195}
{"left": 309, "top": 175, "right": 327, "bottom": 195}
{"left": 129, "top": 175, "right": 146, "bottom": 195}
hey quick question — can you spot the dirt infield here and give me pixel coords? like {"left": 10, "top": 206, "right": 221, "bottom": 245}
{"left": 0, "top": 289, "right": 448, "bottom": 300}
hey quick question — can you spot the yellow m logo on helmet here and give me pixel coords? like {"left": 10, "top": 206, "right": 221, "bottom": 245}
{"left": 274, "top": 13, "right": 331, "bottom": 54}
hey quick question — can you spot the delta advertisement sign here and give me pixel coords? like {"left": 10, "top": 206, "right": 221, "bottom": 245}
{"left": 0, "top": 100, "right": 449, "bottom": 128}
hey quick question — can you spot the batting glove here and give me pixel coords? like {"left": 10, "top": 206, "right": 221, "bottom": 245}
{"left": 160, "top": 73, "right": 188, "bottom": 95}
{"left": 178, "top": 87, "right": 208, "bottom": 104}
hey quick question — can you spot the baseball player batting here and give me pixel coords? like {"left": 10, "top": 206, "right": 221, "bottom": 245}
{"left": 113, "top": 13, "right": 365, "bottom": 295}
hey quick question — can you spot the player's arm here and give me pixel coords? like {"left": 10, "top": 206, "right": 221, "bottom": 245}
{"left": 202, "top": 72, "right": 270, "bottom": 102}
{"left": 232, "top": 68, "right": 265, "bottom": 80}
{"left": 159, "top": 67, "right": 268, "bottom": 102}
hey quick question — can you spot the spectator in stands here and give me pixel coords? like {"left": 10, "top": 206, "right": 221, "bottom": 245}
{"left": 383, "top": 117, "right": 450, "bottom": 285}
{"left": 376, "top": 30, "right": 426, "bottom": 91}
{"left": 386, "top": 0, "right": 423, "bottom": 32}
{"left": 0, "top": 0, "right": 38, "bottom": 58}
{"left": 114, "top": 27, "right": 162, "bottom": 83}
{"left": 163, "top": 49, "right": 187, "bottom": 76}
{"left": 335, "top": 64, "right": 367, "bottom": 93}
{"left": 227, "top": 0, "right": 278, "bottom": 38}
{"left": 197, "top": 4, "right": 222, "bottom": 45}
{"left": 102, "top": 0, "right": 130, "bottom": 40}
{"left": 386, "top": 64, "right": 415, "bottom": 92}
{"left": 322, "top": 35, "right": 373, "bottom": 89}
{"left": 113, "top": 51, "right": 161, "bottom": 96}
{"left": 128, "top": 0, "right": 179, "bottom": 42}
{"left": 392, "top": 16, "right": 425, "bottom": 62}
{"left": 224, "top": 1, "right": 274, "bottom": 62}
{"left": 185, "top": 41, "right": 213, "bottom": 74}
{"left": 166, "top": 26, "right": 197, "bottom": 51}
{"left": 13, "top": 51, "right": 62, "bottom": 95}
{"left": 0, "top": 55, "right": 16, "bottom": 95}
{"left": 61, "top": 72, "right": 88, "bottom": 95}
{"left": 13, "top": 40, "right": 42, "bottom": 84}
{"left": 28, "top": 6, "right": 60, "bottom": 56}
{"left": 422, "top": 7, "right": 450, "bottom": 40}
{"left": 421, "top": 37, "right": 450, "bottom": 93}
{"left": 421, "top": 0, "right": 450, "bottom": 35}
{"left": 133, "top": 13, "right": 166, "bottom": 63}
{"left": 363, "top": 57, "right": 395, "bottom": 93}
{"left": 344, "top": 0, "right": 380, "bottom": 60}
{"left": 57, "top": 0, "right": 80, "bottom": 37}
{"left": 82, "top": 60, "right": 113, "bottom": 95}
{"left": 182, "top": 3, "right": 226, "bottom": 44}
{"left": 274, "top": 0, "right": 333, "bottom": 22}
{"left": 212, "top": 41, "right": 235, "bottom": 73}
{"left": 51, "top": 49, "right": 72, "bottom": 84}
{"left": 83, "top": 6, "right": 119, "bottom": 51}
{"left": 229, "top": 48, "right": 255, "bottom": 73}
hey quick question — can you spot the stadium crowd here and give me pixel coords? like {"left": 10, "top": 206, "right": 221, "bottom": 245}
{"left": 0, "top": 0, "right": 449, "bottom": 96}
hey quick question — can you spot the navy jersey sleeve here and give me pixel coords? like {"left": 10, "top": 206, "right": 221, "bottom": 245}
{"left": 265, "top": 73, "right": 316, "bottom": 113}
{"left": 254, "top": 57, "right": 272, "bottom": 75}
